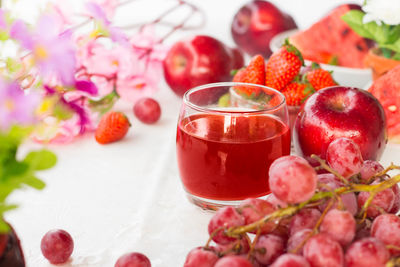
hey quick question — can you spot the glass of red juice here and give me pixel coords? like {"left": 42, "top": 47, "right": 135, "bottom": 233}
{"left": 176, "top": 82, "right": 291, "bottom": 210}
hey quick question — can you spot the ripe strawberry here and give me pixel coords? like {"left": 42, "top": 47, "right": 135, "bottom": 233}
{"left": 95, "top": 111, "right": 131, "bottom": 144}
{"left": 265, "top": 41, "right": 304, "bottom": 91}
{"left": 233, "top": 54, "right": 265, "bottom": 97}
{"left": 281, "top": 82, "right": 314, "bottom": 106}
{"left": 306, "top": 66, "right": 337, "bottom": 90}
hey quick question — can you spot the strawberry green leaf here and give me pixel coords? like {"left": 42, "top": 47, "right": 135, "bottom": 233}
{"left": 218, "top": 93, "right": 230, "bottom": 107}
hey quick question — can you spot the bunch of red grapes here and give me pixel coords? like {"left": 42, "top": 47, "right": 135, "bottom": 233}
{"left": 184, "top": 138, "right": 400, "bottom": 267}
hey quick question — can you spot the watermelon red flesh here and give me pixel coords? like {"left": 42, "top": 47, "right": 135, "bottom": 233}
{"left": 369, "top": 65, "right": 400, "bottom": 143}
{"left": 290, "top": 5, "right": 371, "bottom": 68}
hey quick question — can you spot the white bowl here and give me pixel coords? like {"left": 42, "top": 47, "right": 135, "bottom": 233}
{"left": 269, "top": 29, "right": 373, "bottom": 89}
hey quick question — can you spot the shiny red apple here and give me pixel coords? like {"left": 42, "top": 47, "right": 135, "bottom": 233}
{"left": 293, "top": 86, "right": 387, "bottom": 162}
{"left": 231, "top": 0, "right": 297, "bottom": 58}
{"left": 163, "top": 35, "right": 244, "bottom": 97}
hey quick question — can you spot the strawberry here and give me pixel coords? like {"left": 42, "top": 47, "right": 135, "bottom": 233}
{"left": 265, "top": 41, "right": 304, "bottom": 91}
{"left": 281, "top": 81, "right": 314, "bottom": 106}
{"left": 306, "top": 65, "right": 337, "bottom": 90}
{"left": 233, "top": 54, "right": 265, "bottom": 97}
{"left": 95, "top": 111, "right": 131, "bottom": 144}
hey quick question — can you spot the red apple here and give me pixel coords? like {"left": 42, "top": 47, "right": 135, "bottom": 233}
{"left": 293, "top": 86, "right": 387, "bottom": 162}
{"left": 163, "top": 35, "right": 244, "bottom": 97}
{"left": 231, "top": 0, "right": 297, "bottom": 58}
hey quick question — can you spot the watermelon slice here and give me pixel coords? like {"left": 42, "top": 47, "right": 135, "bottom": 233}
{"left": 369, "top": 65, "right": 400, "bottom": 143}
{"left": 290, "top": 5, "right": 372, "bottom": 68}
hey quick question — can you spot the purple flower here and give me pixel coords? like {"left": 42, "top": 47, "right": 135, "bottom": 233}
{"left": 0, "top": 9, "right": 7, "bottom": 30}
{"left": 75, "top": 80, "right": 98, "bottom": 95}
{"left": 0, "top": 80, "right": 40, "bottom": 130}
{"left": 10, "top": 16, "right": 76, "bottom": 86}
{"left": 85, "top": 2, "right": 110, "bottom": 25}
{"left": 85, "top": 2, "right": 129, "bottom": 45}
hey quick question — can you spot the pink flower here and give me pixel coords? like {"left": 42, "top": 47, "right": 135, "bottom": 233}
{"left": 116, "top": 74, "right": 159, "bottom": 103}
{"left": 130, "top": 26, "right": 169, "bottom": 62}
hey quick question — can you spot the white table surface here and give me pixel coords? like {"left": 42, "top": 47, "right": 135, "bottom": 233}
{"left": 5, "top": 0, "right": 400, "bottom": 266}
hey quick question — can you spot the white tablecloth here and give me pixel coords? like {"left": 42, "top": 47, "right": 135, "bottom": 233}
{"left": 5, "top": 0, "right": 398, "bottom": 266}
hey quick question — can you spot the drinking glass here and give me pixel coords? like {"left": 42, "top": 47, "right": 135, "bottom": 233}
{"left": 176, "top": 82, "right": 290, "bottom": 210}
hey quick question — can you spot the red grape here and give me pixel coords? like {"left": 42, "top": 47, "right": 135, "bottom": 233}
{"left": 390, "top": 183, "right": 400, "bottom": 214}
{"left": 289, "top": 208, "right": 321, "bottom": 236}
{"left": 269, "top": 155, "right": 317, "bottom": 204}
{"left": 183, "top": 247, "right": 218, "bottom": 267}
{"left": 326, "top": 138, "right": 363, "bottom": 179}
{"left": 133, "top": 97, "right": 161, "bottom": 124}
{"left": 317, "top": 173, "right": 339, "bottom": 185}
{"left": 214, "top": 255, "right": 252, "bottom": 267}
{"left": 269, "top": 224, "right": 290, "bottom": 243}
{"left": 41, "top": 229, "right": 74, "bottom": 264}
{"left": 208, "top": 206, "right": 245, "bottom": 245}
{"left": 303, "top": 233, "right": 344, "bottom": 267}
{"left": 287, "top": 229, "right": 313, "bottom": 255}
{"left": 115, "top": 252, "right": 151, "bottom": 267}
{"left": 270, "top": 254, "right": 311, "bottom": 267}
{"left": 357, "top": 180, "right": 395, "bottom": 218}
{"left": 320, "top": 209, "right": 356, "bottom": 246}
{"left": 317, "top": 174, "right": 358, "bottom": 215}
{"left": 267, "top": 194, "right": 288, "bottom": 209}
{"left": 371, "top": 214, "right": 400, "bottom": 256}
{"left": 254, "top": 234, "right": 285, "bottom": 265}
{"left": 360, "top": 160, "right": 384, "bottom": 182}
{"left": 345, "top": 237, "right": 389, "bottom": 267}
{"left": 238, "top": 198, "right": 276, "bottom": 234}
{"left": 214, "top": 237, "right": 250, "bottom": 256}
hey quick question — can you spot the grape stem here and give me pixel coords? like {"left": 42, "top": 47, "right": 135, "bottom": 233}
{"left": 227, "top": 173, "right": 400, "bottom": 237}
{"left": 311, "top": 154, "right": 348, "bottom": 184}
{"left": 367, "top": 163, "right": 400, "bottom": 184}
{"left": 290, "top": 199, "right": 334, "bottom": 254}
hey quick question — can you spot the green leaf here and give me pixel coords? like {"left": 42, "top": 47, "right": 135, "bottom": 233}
{"left": 0, "top": 183, "right": 19, "bottom": 202}
{"left": 7, "top": 125, "right": 32, "bottom": 144}
{"left": 393, "top": 52, "right": 400, "bottom": 60}
{"left": 0, "top": 203, "right": 18, "bottom": 213}
{"left": 342, "top": 10, "right": 375, "bottom": 40}
{"left": 2, "top": 161, "right": 29, "bottom": 178}
{"left": 0, "top": 31, "right": 8, "bottom": 41}
{"left": 22, "top": 175, "right": 46, "bottom": 190}
{"left": 5, "top": 57, "right": 21, "bottom": 73}
{"left": 24, "top": 150, "right": 57, "bottom": 171}
{"left": 0, "top": 219, "right": 10, "bottom": 234}
{"left": 53, "top": 104, "right": 73, "bottom": 120}
{"left": 387, "top": 25, "right": 400, "bottom": 44}
{"left": 88, "top": 90, "right": 119, "bottom": 114}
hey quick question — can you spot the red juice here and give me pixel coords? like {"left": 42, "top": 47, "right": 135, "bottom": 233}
{"left": 176, "top": 113, "right": 291, "bottom": 200}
